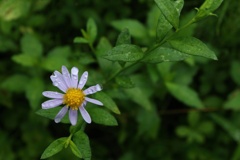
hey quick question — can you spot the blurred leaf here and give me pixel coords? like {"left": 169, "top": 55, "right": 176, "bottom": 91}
{"left": 168, "top": 36, "right": 217, "bottom": 60}
{"left": 188, "top": 112, "right": 200, "bottom": 127}
{"left": 142, "top": 47, "right": 188, "bottom": 63}
{"left": 1, "top": 74, "right": 29, "bottom": 92}
{"left": 104, "top": 44, "right": 143, "bottom": 62}
{"left": 21, "top": 34, "right": 43, "bottom": 56}
{"left": 87, "top": 107, "right": 118, "bottom": 126}
{"left": 42, "top": 46, "right": 70, "bottom": 71}
{"left": 12, "top": 54, "right": 38, "bottom": 67}
{"left": 0, "top": 0, "right": 31, "bottom": 21}
{"left": 124, "top": 87, "right": 152, "bottom": 110}
{"left": 198, "top": 121, "right": 214, "bottom": 135}
{"left": 41, "top": 137, "right": 67, "bottom": 159}
{"left": 230, "top": 61, "right": 240, "bottom": 85}
{"left": 154, "top": 0, "right": 179, "bottom": 29}
{"left": 73, "top": 37, "right": 88, "bottom": 44}
{"left": 94, "top": 92, "right": 121, "bottom": 114}
{"left": 116, "top": 28, "right": 131, "bottom": 46}
{"left": 36, "top": 107, "right": 70, "bottom": 123}
{"left": 211, "top": 114, "right": 240, "bottom": 142}
{"left": 115, "top": 76, "right": 135, "bottom": 88}
{"left": 166, "top": 82, "right": 204, "bottom": 108}
{"left": 73, "top": 131, "right": 91, "bottom": 160}
{"left": 69, "top": 140, "right": 82, "bottom": 158}
{"left": 176, "top": 126, "right": 190, "bottom": 137}
{"left": 26, "top": 78, "right": 44, "bottom": 110}
{"left": 87, "top": 18, "right": 97, "bottom": 44}
{"left": 136, "top": 107, "right": 160, "bottom": 139}
{"left": 224, "top": 92, "right": 240, "bottom": 110}
{"left": 111, "top": 19, "right": 147, "bottom": 38}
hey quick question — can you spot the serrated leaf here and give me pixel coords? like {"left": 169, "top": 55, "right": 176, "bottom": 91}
{"left": 154, "top": 0, "right": 179, "bottom": 29}
{"left": 124, "top": 87, "right": 152, "bottom": 110}
{"left": 26, "top": 78, "right": 44, "bottom": 110}
{"left": 111, "top": 19, "right": 147, "bottom": 38}
{"left": 116, "top": 28, "right": 131, "bottom": 46}
{"left": 142, "top": 47, "right": 188, "bottom": 63}
{"left": 87, "top": 18, "right": 97, "bottom": 43}
{"left": 42, "top": 46, "right": 70, "bottom": 71}
{"left": 69, "top": 140, "right": 82, "bottom": 158}
{"left": 104, "top": 44, "right": 144, "bottom": 62}
{"left": 94, "top": 92, "right": 120, "bottom": 114}
{"left": 1, "top": 74, "right": 29, "bottom": 92}
{"left": 166, "top": 82, "right": 204, "bottom": 108}
{"left": 87, "top": 107, "right": 118, "bottom": 126}
{"left": 12, "top": 54, "right": 38, "bottom": 66}
{"left": 21, "top": 34, "right": 43, "bottom": 56}
{"left": 41, "top": 137, "right": 67, "bottom": 159}
{"left": 73, "top": 37, "right": 88, "bottom": 44}
{"left": 73, "top": 131, "right": 91, "bottom": 160}
{"left": 36, "top": 107, "right": 70, "bottom": 123}
{"left": 168, "top": 36, "right": 217, "bottom": 60}
{"left": 115, "top": 76, "right": 135, "bottom": 88}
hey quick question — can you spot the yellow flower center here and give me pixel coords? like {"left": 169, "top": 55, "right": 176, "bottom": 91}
{"left": 63, "top": 88, "right": 85, "bottom": 110}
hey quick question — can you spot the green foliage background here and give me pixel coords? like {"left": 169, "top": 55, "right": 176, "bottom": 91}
{"left": 1, "top": 0, "right": 240, "bottom": 159}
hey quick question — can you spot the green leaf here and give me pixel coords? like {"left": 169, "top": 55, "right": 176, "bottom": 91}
{"left": 224, "top": 92, "right": 240, "bottom": 110}
{"left": 136, "top": 107, "right": 160, "bottom": 139}
{"left": 36, "top": 107, "right": 70, "bottom": 123}
{"left": 168, "top": 36, "right": 217, "bottom": 60}
{"left": 21, "top": 34, "right": 43, "bottom": 56}
{"left": 195, "top": 0, "right": 223, "bottom": 21}
{"left": 41, "top": 137, "right": 67, "bottom": 159}
{"left": 230, "top": 61, "right": 240, "bottom": 85}
{"left": 211, "top": 114, "right": 240, "bottom": 142}
{"left": 73, "top": 37, "right": 89, "bottom": 44}
{"left": 104, "top": 44, "right": 144, "bottom": 62}
{"left": 188, "top": 112, "right": 200, "bottom": 127}
{"left": 115, "top": 76, "right": 135, "bottom": 88}
{"left": 69, "top": 140, "right": 82, "bottom": 158}
{"left": 26, "top": 78, "right": 44, "bottom": 110}
{"left": 156, "top": 13, "right": 172, "bottom": 42}
{"left": 154, "top": 0, "right": 179, "bottom": 29}
{"left": 142, "top": 47, "right": 188, "bottom": 63}
{"left": 87, "top": 107, "right": 118, "bottom": 126}
{"left": 12, "top": 54, "right": 38, "bottom": 67}
{"left": 124, "top": 87, "right": 152, "bottom": 110}
{"left": 116, "top": 28, "right": 131, "bottom": 46}
{"left": 111, "top": 19, "right": 147, "bottom": 38}
{"left": 0, "top": 0, "right": 31, "bottom": 21}
{"left": 176, "top": 126, "right": 190, "bottom": 137}
{"left": 173, "top": 0, "right": 184, "bottom": 14}
{"left": 1, "top": 74, "right": 29, "bottom": 92}
{"left": 94, "top": 92, "right": 121, "bottom": 114}
{"left": 42, "top": 46, "right": 70, "bottom": 71}
{"left": 73, "top": 131, "right": 91, "bottom": 160}
{"left": 87, "top": 18, "right": 97, "bottom": 44}
{"left": 166, "top": 82, "right": 204, "bottom": 108}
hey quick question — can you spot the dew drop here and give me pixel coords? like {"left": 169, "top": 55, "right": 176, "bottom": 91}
{"left": 72, "top": 75, "right": 78, "bottom": 80}
{"left": 95, "top": 84, "right": 102, "bottom": 91}
{"left": 79, "top": 80, "right": 83, "bottom": 85}
{"left": 53, "top": 81, "right": 58, "bottom": 86}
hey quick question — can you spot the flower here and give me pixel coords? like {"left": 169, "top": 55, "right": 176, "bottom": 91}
{"left": 42, "top": 66, "right": 103, "bottom": 125}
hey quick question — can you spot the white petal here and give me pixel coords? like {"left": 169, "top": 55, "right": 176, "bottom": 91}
{"left": 69, "top": 109, "right": 78, "bottom": 125}
{"left": 83, "top": 84, "right": 102, "bottom": 95}
{"left": 78, "top": 71, "right": 88, "bottom": 89}
{"left": 62, "top": 66, "right": 72, "bottom": 88}
{"left": 79, "top": 107, "right": 91, "bottom": 123}
{"left": 50, "top": 71, "right": 68, "bottom": 92}
{"left": 54, "top": 106, "right": 68, "bottom": 123}
{"left": 71, "top": 67, "right": 79, "bottom": 88}
{"left": 42, "top": 91, "right": 64, "bottom": 99}
{"left": 85, "top": 97, "right": 103, "bottom": 106}
{"left": 42, "top": 99, "right": 63, "bottom": 109}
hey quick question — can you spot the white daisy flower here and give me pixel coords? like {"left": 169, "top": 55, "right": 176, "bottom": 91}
{"left": 41, "top": 66, "right": 103, "bottom": 125}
